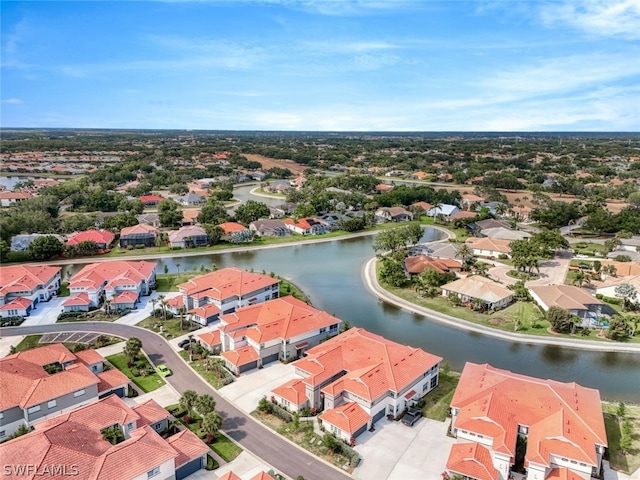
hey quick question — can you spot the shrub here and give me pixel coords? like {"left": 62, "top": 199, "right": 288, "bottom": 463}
{"left": 135, "top": 244, "right": 145, "bottom": 249}
{"left": 613, "top": 255, "right": 631, "bottom": 262}
{"left": 601, "top": 296, "right": 622, "bottom": 305}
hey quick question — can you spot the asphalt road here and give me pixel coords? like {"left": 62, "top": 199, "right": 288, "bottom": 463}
{"left": 0, "top": 323, "right": 352, "bottom": 480}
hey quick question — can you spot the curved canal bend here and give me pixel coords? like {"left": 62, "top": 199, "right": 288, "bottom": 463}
{"left": 61, "top": 229, "right": 640, "bottom": 402}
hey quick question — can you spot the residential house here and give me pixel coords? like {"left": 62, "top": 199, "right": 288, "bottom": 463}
{"left": 0, "top": 191, "right": 32, "bottom": 207}
{"left": 219, "top": 296, "right": 342, "bottom": 375}
{"left": 0, "top": 265, "right": 61, "bottom": 318}
{"left": 426, "top": 204, "right": 460, "bottom": 218}
{"left": 10, "top": 233, "right": 65, "bottom": 252}
{"left": 250, "top": 171, "right": 268, "bottom": 181}
{"left": 441, "top": 276, "right": 514, "bottom": 311}
{"left": 263, "top": 180, "right": 291, "bottom": 193}
{"left": 175, "top": 267, "right": 280, "bottom": 325}
{"left": 65, "top": 261, "right": 156, "bottom": 312}
{"left": 436, "top": 173, "right": 453, "bottom": 182}
{"left": 119, "top": 224, "right": 159, "bottom": 248}
{"left": 168, "top": 226, "right": 210, "bottom": 249}
{"left": 173, "top": 192, "right": 205, "bottom": 207}
{"left": 0, "top": 343, "right": 129, "bottom": 439}
{"left": 447, "top": 362, "right": 607, "bottom": 480}
{"left": 404, "top": 256, "right": 462, "bottom": 276}
{"left": 284, "top": 218, "right": 330, "bottom": 235}
{"left": 138, "top": 194, "right": 164, "bottom": 207}
{"left": 268, "top": 206, "right": 286, "bottom": 219}
{"left": 249, "top": 219, "right": 290, "bottom": 237}
{"left": 375, "top": 207, "right": 414, "bottom": 223}
{"left": 318, "top": 213, "right": 349, "bottom": 230}
{"left": 136, "top": 212, "right": 160, "bottom": 227}
{"left": 460, "top": 194, "right": 485, "bottom": 210}
{"left": 0, "top": 394, "right": 209, "bottom": 480}
{"left": 529, "top": 285, "right": 608, "bottom": 327}
{"left": 465, "top": 237, "right": 512, "bottom": 258}
{"left": 593, "top": 276, "right": 640, "bottom": 302}
{"left": 271, "top": 328, "right": 442, "bottom": 441}
{"left": 478, "top": 227, "right": 531, "bottom": 241}
{"left": 197, "top": 330, "right": 222, "bottom": 354}
{"left": 374, "top": 183, "right": 394, "bottom": 193}
{"left": 467, "top": 219, "right": 511, "bottom": 235}
{"left": 181, "top": 209, "right": 201, "bottom": 226}
{"left": 66, "top": 229, "right": 116, "bottom": 250}
{"left": 218, "top": 222, "right": 253, "bottom": 243}
{"left": 448, "top": 211, "right": 478, "bottom": 223}
{"left": 600, "top": 260, "right": 640, "bottom": 277}
{"left": 424, "top": 243, "right": 463, "bottom": 260}
{"left": 411, "top": 201, "right": 432, "bottom": 215}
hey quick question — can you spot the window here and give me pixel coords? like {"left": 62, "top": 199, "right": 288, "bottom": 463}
{"left": 73, "top": 389, "right": 86, "bottom": 397}
{"left": 320, "top": 327, "right": 326, "bottom": 334}
{"left": 0, "top": 412, "right": 3, "bottom": 420}
{"left": 28, "top": 405, "right": 41, "bottom": 414}
{"left": 47, "top": 400, "right": 57, "bottom": 409}
{"left": 430, "top": 376, "right": 438, "bottom": 389}
{"left": 147, "top": 467, "right": 160, "bottom": 478}
{"left": 0, "top": 430, "right": 5, "bottom": 438}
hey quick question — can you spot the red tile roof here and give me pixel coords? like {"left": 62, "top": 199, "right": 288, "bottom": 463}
{"left": 70, "top": 261, "right": 156, "bottom": 293}
{"left": 62, "top": 293, "right": 91, "bottom": 307}
{"left": 112, "top": 290, "right": 138, "bottom": 304}
{"left": 119, "top": 223, "right": 159, "bottom": 237}
{"left": 75, "top": 349, "right": 104, "bottom": 366}
{"left": 319, "top": 402, "right": 370, "bottom": 435}
{"left": 293, "top": 328, "right": 441, "bottom": 400}
{"left": 189, "top": 303, "right": 220, "bottom": 319}
{"left": 451, "top": 363, "right": 607, "bottom": 467}
{"left": 66, "top": 229, "right": 115, "bottom": 247}
{"left": 197, "top": 330, "right": 221, "bottom": 347}
{"left": 0, "top": 265, "right": 61, "bottom": 299}
{"left": 96, "top": 369, "right": 130, "bottom": 393}
{"left": 446, "top": 443, "right": 499, "bottom": 480}
{"left": 405, "top": 255, "right": 462, "bottom": 274}
{"left": 218, "top": 473, "right": 242, "bottom": 480}
{"left": 221, "top": 345, "right": 260, "bottom": 367}
{"left": 139, "top": 194, "right": 164, "bottom": 203}
{"left": 0, "top": 296, "right": 33, "bottom": 311}
{"left": 218, "top": 222, "right": 249, "bottom": 234}
{"left": 177, "top": 267, "right": 279, "bottom": 301}
{"left": 220, "top": 296, "right": 340, "bottom": 344}
{"left": 272, "top": 379, "right": 307, "bottom": 406}
{"left": 133, "top": 399, "right": 170, "bottom": 427}
{"left": 166, "top": 429, "right": 210, "bottom": 467}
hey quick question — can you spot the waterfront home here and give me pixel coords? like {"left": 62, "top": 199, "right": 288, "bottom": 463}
{"left": 446, "top": 362, "right": 607, "bottom": 480}
{"left": 0, "top": 394, "right": 209, "bottom": 480}
{"left": 0, "top": 343, "right": 129, "bottom": 439}
{"left": 426, "top": 204, "right": 460, "bottom": 218}
{"left": 284, "top": 217, "right": 330, "bottom": 235}
{"left": 219, "top": 296, "right": 342, "bottom": 375}
{"left": 168, "top": 225, "right": 210, "bottom": 249}
{"left": 175, "top": 267, "right": 280, "bottom": 325}
{"left": 173, "top": 192, "right": 205, "bottom": 206}
{"left": 218, "top": 222, "right": 252, "bottom": 242}
{"left": 119, "top": 223, "right": 159, "bottom": 248}
{"left": 0, "top": 191, "right": 32, "bottom": 207}
{"left": 528, "top": 285, "right": 608, "bottom": 327}
{"left": 411, "top": 201, "right": 432, "bottom": 215}
{"left": 467, "top": 218, "right": 511, "bottom": 235}
{"left": 65, "top": 260, "right": 156, "bottom": 311}
{"left": 66, "top": 229, "right": 115, "bottom": 250}
{"left": 404, "top": 255, "right": 462, "bottom": 276}
{"left": 271, "top": 327, "right": 442, "bottom": 442}
{"left": 478, "top": 227, "right": 531, "bottom": 241}
{"left": 424, "top": 242, "right": 462, "bottom": 260}
{"left": 441, "top": 275, "right": 514, "bottom": 311}
{"left": 375, "top": 206, "right": 414, "bottom": 223}
{"left": 10, "top": 233, "right": 65, "bottom": 252}
{"left": 0, "top": 265, "right": 61, "bottom": 318}
{"left": 249, "top": 219, "right": 290, "bottom": 237}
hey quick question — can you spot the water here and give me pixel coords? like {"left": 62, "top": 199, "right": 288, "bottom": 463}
{"left": 61, "top": 229, "right": 640, "bottom": 401}
{"left": 0, "top": 176, "right": 35, "bottom": 191}
{"left": 231, "top": 184, "right": 286, "bottom": 209}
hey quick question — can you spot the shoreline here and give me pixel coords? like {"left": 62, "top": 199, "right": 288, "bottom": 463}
{"left": 361, "top": 256, "right": 640, "bottom": 354}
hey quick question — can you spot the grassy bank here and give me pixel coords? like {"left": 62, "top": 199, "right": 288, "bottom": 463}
{"left": 603, "top": 402, "right": 640, "bottom": 474}
{"left": 420, "top": 368, "right": 460, "bottom": 421}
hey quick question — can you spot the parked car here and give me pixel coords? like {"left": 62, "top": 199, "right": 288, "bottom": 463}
{"left": 178, "top": 339, "right": 191, "bottom": 349}
{"left": 401, "top": 407, "right": 422, "bottom": 426}
{"left": 157, "top": 364, "right": 172, "bottom": 377}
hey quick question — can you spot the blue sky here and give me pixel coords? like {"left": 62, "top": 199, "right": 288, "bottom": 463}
{"left": 1, "top": 0, "right": 639, "bottom": 131}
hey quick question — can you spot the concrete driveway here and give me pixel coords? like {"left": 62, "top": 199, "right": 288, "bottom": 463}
{"left": 115, "top": 292, "right": 181, "bottom": 326}
{"left": 21, "top": 296, "right": 67, "bottom": 327}
{"left": 353, "top": 416, "right": 453, "bottom": 480}
{"left": 219, "top": 362, "right": 297, "bottom": 414}
{"left": 488, "top": 255, "right": 571, "bottom": 288}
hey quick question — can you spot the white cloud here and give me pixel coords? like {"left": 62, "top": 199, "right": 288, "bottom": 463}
{"left": 538, "top": 0, "right": 640, "bottom": 40}
{"left": 3, "top": 98, "right": 23, "bottom": 104}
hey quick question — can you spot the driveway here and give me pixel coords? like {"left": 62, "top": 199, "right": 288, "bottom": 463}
{"left": 219, "top": 362, "right": 297, "bottom": 414}
{"left": 115, "top": 292, "right": 180, "bottom": 326}
{"left": 20, "top": 296, "right": 67, "bottom": 327}
{"left": 353, "top": 416, "right": 454, "bottom": 480}
{"left": 488, "top": 255, "right": 572, "bottom": 288}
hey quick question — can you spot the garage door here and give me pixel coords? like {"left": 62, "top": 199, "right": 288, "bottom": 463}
{"left": 353, "top": 423, "right": 368, "bottom": 438}
{"left": 239, "top": 361, "right": 258, "bottom": 373}
{"left": 372, "top": 408, "right": 386, "bottom": 423}
{"left": 262, "top": 352, "right": 279, "bottom": 365}
{"left": 99, "top": 387, "right": 125, "bottom": 399}
{"left": 176, "top": 457, "right": 204, "bottom": 480}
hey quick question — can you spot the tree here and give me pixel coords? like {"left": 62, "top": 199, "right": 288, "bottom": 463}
{"left": 158, "top": 199, "right": 183, "bottom": 228}
{"left": 546, "top": 306, "right": 572, "bottom": 333}
{"left": 123, "top": 337, "right": 142, "bottom": 364}
{"left": 614, "top": 283, "right": 638, "bottom": 310}
{"left": 404, "top": 223, "right": 424, "bottom": 246}
{"left": 195, "top": 394, "right": 216, "bottom": 416}
{"left": 202, "top": 224, "right": 225, "bottom": 245}
{"left": 102, "top": 425, "right": 125, "bottom": 445}
{"left": 235, "top": 200, "right": 270, "bottom": 225}
{"left": 604, "top": 237, "right": 622, "bottom": 254}
{"left": 198, "top": 199, "right": 229, "bottom": 225}
{"left": 293, "top": 202, "right": 316, "bottom": 221}
{"left": 180, "top": 390, "right": 198, "bottom": 418}
{"left": 455, "top": 244, "right": 473, "bottom": 266}
{"left": 379, "top": 257, "right": 408, "bottom": 287}
{"left": 572, "top": 270, "right": 589, "bottom": 287}
{"left": 201, "top": 411, "right": 223, "bottom": 442}
{"left": 606, "top": 315, "right": 630, "bottom": 341}
{"left": 28, "top": 235, "right": 64, "bottom": 260}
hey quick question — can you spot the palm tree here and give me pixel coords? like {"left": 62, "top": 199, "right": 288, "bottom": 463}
{"left": 157, "top": 294, "right": 167, "bottom": 321}
{"left": 179, "top": 390, "right": 198, "bottom": 419}
{"left": 151, "top": 297, "right": 158, "bottom": 317}
{"left": 573, "top": 270, "right": 589, "bottom": 287}
{"left": 104, "top": 298, "right": 111, "bottom": 317}
{"left": 177, "top": 305, "right": 187, "bottom": 330}
{"left": 123, "top": 337, "right": 142, "bottom": 365}
{"left": 175, "top": 262, "right": 181, "bottom": 275}
{"left": 456, "top": 244, "right": 473, "bottom": 267}
{"left": 201, "top": 412, "right": 223, "bottom": 442}
{"left": 195, "top": 394, "right": 216, "bottom": 417}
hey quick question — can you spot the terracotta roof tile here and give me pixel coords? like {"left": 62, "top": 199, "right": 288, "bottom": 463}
{"left": 177, "top": 267, "right": 279, "bottom": 301}
{"left": 66, "top": 230, "right": 115, "bottom": 247}
{"left": 446, "top": 443, "right": 499, "bottom": 480}
{"left": 133, "top": 399, "right": 170, "bottom": 427}
{"left": 319, "top": 402, "right": 370, "bottom": 435}
{"left": 166, "top": 429, "right": 209, "bottom": 467}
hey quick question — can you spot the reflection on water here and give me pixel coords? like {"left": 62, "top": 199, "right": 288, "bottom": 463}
{"left": 57, "top": 229, "right": 640, "bottom": 401}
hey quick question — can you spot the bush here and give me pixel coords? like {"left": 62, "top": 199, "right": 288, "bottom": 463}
{"left": 135, "top": 244, "right": 145, "bottom": 249}
{"left": 596, "top": 293, "right": 604, "bottom": 299}
{"left": 498, "top": 254, "right": 509, "bottom": 259}
{"left": 613, "top": 255, "right": 632, "bottom": 262}
{"left": 601, "top": 296, "right": 623, "bottom": 305}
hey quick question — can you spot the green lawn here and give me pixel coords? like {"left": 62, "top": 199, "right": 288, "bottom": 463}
{"left": 603, "top": 402, "right": 640, "bottom": 474}
{"left": 11, "top": 335, "right": 43, "bottom": 353}
{"left": 210, "top": 433, "right": 243, "bottom": 462}
{"left": 9, "top": 334, "right": 121, "bottom": 354}
{"left": 138, "top": 316, "right": 199, "bottom": 339}
{"left": 420, "top": 368, "right": 460, "bottom": 421}
{"left": 106, "top": 353, "right": 165, "bottom": 392}
{"left": 155, "top": 273, "right": 199, "bottom": 292}
{"left": 178, "top": 351, "right": 233, "bottom": 389}
{"left": 59, "top": 282, "right": 70, "bottom": 297}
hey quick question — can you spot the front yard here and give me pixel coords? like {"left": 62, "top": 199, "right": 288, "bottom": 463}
{"left": 106, "top": 353, "right": 165, "bottom": 393}
{"left": 138, "top": 316, "right": 199, "bottom": 339}
{"left": 178, "top": 351, "right": 234, "bottom": 389}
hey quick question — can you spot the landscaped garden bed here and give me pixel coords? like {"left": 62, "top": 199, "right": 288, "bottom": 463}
{"left": 106, "top": 353, "right": 165, "bottom": 392}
